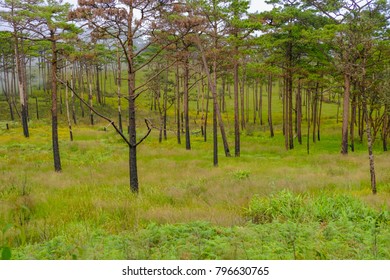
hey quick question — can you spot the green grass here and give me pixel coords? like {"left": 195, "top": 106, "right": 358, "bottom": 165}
{"left": 0, "top": 82, "right": 390, "bottom": 260}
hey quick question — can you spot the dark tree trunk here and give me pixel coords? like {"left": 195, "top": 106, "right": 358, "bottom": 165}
{"left": 259, "top": 81, "right": 263, "bottom": 126}
{"left": 117, "top": 48, "right": 123, "bottom": 133}
{"left": 383, "top": 109, "right": 388, "bottom": 152}
{"left": 87, "top": 68, "right": 94, "bottom": 125}
{"left": 184, "top": 56, "right": 191, "bottom": 150}
{"left": 233, "top": 49, "right": 240, "bottom": 157}
{"left": 350, "top": 93, "right": 357, "bottom": 152}
{"left": 176, "top": 62, "right": 181, "bottom": 145}
{"left": 268, "top": 74, "right": 274, "bottom": 137}
{"left": 128, "top": 9, "right": 138, "bottom": 193}
{"left": 51, "top": 33, "right": 61, "bottom": 172}
{"left": 318, "top": 87, "right": 323, "bottom": 141}
{"left": 240, "top": 70, "right": 246, "bottom": 130}
{"left": 312, "top": 82, "right": 319, "bottom": 144}
{"left": 307, "top": 87, "right": 311, "bottom": 155}
{"left": 341, "top": 73, "right": 351, "bottom": 154}
{"left": 296, "top": 78, "right": 302, "bottom": 144}
{"left": 96, "top": 64, "right": 102, "bottom": 104}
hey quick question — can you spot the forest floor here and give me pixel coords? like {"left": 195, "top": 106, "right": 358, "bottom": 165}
{"left": 1, "top": 97, "right": 390, "bottom": 259}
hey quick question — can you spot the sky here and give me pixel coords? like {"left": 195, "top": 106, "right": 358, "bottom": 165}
{"left": 249, "top": 0, "right": 272, "bottom": 13}
{"left": 65, "top": 0, "right": 272, "bottom": 12}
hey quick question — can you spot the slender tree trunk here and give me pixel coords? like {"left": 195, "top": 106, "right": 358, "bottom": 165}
{"left": 65, "top": 67, "right": 73, "bottom": 142}
{"left": 233, "top": 48, "right": 240, "bottom": 157}
{"left": 341, "top": 73, "right": 351, "bottom": 154}
{"left": 117, "top": 48, "right": 123, "bottom": 133}
{"left": 240, "top": 68, "right": 246, "bottom": 130}
{"left": 196, "top": 34, "right": 231, "bottom": 158}
{"left": 383, "top": 108, "right": 388, "bottom": 151}
{"left": 312, "top": 82, "right": 319, "bottom": 144}
{"left": 246, "top": 80, "right": 249, "bottom": 124}
{"left": 288, "top": 72, "right": 293, "bottom": 149}
{"left": 51, "top": 33, "right": 61, "bottom": 172}
{"left": 184, "top": 56, "right": 191, "bottom": 150}
{"left": 296, "top": 78, "right": 302, "bottom": 144}
{"left": 259, "top": 81, "right": 263, "bottom": 125}
{"left": 318, "top": 87, "right": 323, "bottom": 141}
{"left": 163, "top": 68, "right": 168, "bottom": 141}
{"left": 176, "top": 62, "right": 181, "bottom": 145}
{"left": 127, "top": 8, "right": 138, "bottom": 193}
{"left": 350, "top": 93, "right": 357, "bottom": 152}
{"left": 307, "top": 87, "right": 311, "bottom": 155}
{"left": 87, "top": 67, "right": 94, "bottom": 125}
{"left": 96, "top": 64, "right": 102, "bottom": 104}
{"left": 268, "top": 74, "right": 274, "bottom": 137}
{"left": 14, "top": 36, "right": 29, "bottom": 138}
{"left": 362, "top": 93, "right": 376, "bottom": 194}
{"left": 254, "top": 80, "right": 258, "bottom": 124}
{"left": 71, "top": 65, "right": 77, "bottom": 125}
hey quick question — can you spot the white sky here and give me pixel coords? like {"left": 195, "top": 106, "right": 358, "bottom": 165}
{"left": 66, "top": 0, "right": 271, "bottom": 12}
{"left": 249, "top": 0, "right": 272, "bottom": 13}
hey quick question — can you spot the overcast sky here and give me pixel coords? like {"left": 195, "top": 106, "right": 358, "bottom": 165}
{"left": 249, "top": 0, "right": 272, "bottom": 13}
{"left": 66, "top": 0, "right": 272, "bottom": 12}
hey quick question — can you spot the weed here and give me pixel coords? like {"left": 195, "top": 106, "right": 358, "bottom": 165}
{"left": 233, "top": 170, "right": 251, "bottom": 180}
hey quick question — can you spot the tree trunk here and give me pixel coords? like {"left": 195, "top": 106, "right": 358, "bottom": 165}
{"left": 196, "top": 35, "right": 231, "bottom": 158}
{"left": 268, "top": 74, "right": 274, "bottom": 137}
{"left": 14, "top": 36, "right": 29, "bottom": 138}
{"left": 117, "top": 48, "right": 123, "bottom": 133}
{"left": 96, "top": 64, "right": 102, "bottom": 104}
{"left": 240, "top": 68, "right": 246, "bottom": 130}
{"left": 176, "top": 62, "right": 181, "bottom": 145}
{"left": 233, "top": 49, "right": 240, "bottom": 157}
{"left": 65, "top": 67, "right": 73, "bottom": 142}
{"left": 51, "top": 33, "right": 61, "bottom": 172}
{"left": 312, "top": 82, "right": 318, "bottom": 144}
{"left": 87, "top": 67, "right": 94, "bottom": 125}
{"left": 128, "top": 8, "right": 138, "bottom": 193}
{"left": 362, "top": 95, "right": 376, "bottom": 194}
{"left": 350, "top": 93, "right": 357, "bottom": 152}
{"left": 259, "top": 81, "right": 263, "bottom": 125}
{"left": 341, "top": 73, "right": 350, "bottom": 154}
{"left": 184, "top": 56, "right": 191, "bottom": 150}
{"left": 383, "top": 109, "right": 388, "bottom": 152}
{"left": 307, "top": 87, "right": 311, "bottom": 155}
{"left": 296, "top": 78, "right": 302, "bottom": 144}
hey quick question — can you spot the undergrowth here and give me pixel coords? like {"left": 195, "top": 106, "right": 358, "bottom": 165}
{"left": 8, "top": 190, "right": 390, "bottom": 260}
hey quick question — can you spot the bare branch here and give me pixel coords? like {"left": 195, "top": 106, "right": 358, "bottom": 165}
{"left": 57, "top": 76, "right": 131, "bottom": 147}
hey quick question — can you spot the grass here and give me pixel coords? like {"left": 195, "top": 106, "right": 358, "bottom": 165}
{"left": 0, "top": 83, "right": 390, "bottom": 259}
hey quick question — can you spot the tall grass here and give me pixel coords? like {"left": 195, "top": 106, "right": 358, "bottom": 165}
{"left": 1, "top": 82, "right": 390, "bottom": 259}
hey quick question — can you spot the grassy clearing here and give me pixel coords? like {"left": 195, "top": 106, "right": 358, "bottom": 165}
{"left": 0, "top": 88, "right": 390, "bottom": 259}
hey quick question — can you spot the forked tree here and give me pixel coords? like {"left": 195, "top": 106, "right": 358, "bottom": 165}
{"left": 71, "top": 0, "right": 187, "bottom": 192}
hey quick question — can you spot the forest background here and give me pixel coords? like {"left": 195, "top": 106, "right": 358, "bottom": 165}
{"left": 0, "top": 0, "right": 390, "bottom": 260}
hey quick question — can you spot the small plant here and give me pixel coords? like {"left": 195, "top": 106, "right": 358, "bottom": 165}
{"left": 233, "top": 170, "right": 250, "bottom": 180}
{"left": 1, "top": 224, "right": 13, "bottom": 260}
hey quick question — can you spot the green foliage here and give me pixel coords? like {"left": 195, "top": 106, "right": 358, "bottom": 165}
{"left": 245, "top": 190, "right": 389, "bottom": 225}
{"left": 1, "top": 247, "right": 11, "bottom": 260}
{"left": 233, "top": 169, "right": 250, "bottom": 180}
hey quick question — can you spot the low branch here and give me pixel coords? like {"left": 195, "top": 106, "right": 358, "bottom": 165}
{"left": 136, "top": 119, "right": 152, "bottom": 147}
{"left": 57, "top": 76, "right": 131, "bottom": 147}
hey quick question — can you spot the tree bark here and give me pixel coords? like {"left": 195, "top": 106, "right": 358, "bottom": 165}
{"left": 233, "top": 46, "right": 240, "bottom": 157}
{"left": 183, "top": 55, "right": 191, "bottom": 150}
{"left": 296, "top": 78, "right": 302, "bottom": 144}
{"left": 14, "top": 36, "right": 29, "bottom": 138}
{"left": 341, "top": 73, "right": 351, "bottom": 154}
{"left": 51, "top": 32, "right": 61, "bottom": 172}
{"left": 268, "top": 74, "right": 274, "bottom": 137}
